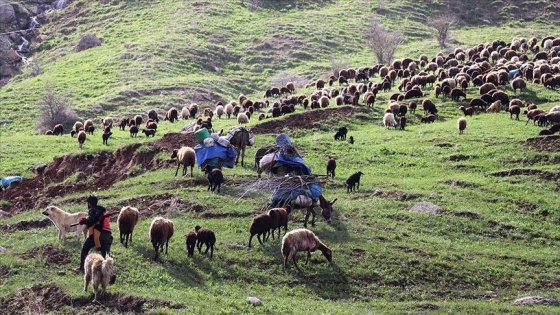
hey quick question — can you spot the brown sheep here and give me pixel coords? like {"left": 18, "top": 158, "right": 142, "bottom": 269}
{"left": 486, "top": 100, "right": 502, "bottom": 113}
{"left": 507, "top": 105, "right": 521, "bottom": 120}
{"left": 479, "top": 83, "right": 497, "bottom": 95}
{"left": 459, "top": 106, "right": 473, "bottom": 117}
{"left": 511, "top": 77, "right": 526, "bottom": 92}
{"left": 421, "top": 114, "right": 436, "bottom": 123}
{"left": 268, "top": 208, "right": 289, "bottom": 240}
{"left": 282, "top": 228, "right": 332, "bottom": 270}
{"left": 77, "top": 130, "right": 87, "bottom": 149}
{"left": 171, "top": 146, "right": 196, "bottom": 177}
{"left": 450, "top": 88, "right": 467, "bottom": 101}
{"left": 53, "top": 124, "right": 64, "bottom": 136}
{"left": 185, "top": 231, "right": 197, "bottom": 257}
{"left": 248, "top": 213, "right": 272, "bottom": 247}
{"left": 205, "top": 165, "right": 223, "bottom": 193}
{"left": 457, "top": 117, "right": 467, "bottom": 135}
{"left": 195, "top": 225, "right": 216, "bottom": 258}
{"left": 117, "top": 206, "right": 139, "bottom": 248}
{"left": 149, "top": 217, "right": 174, "bottom": 261}
{"left": 422, "top": 99, "right": 438, "bottom": 115}
{"left": 164, "top": 107, "right": 179, "bottom": 123}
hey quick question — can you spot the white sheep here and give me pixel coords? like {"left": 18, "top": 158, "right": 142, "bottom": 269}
{"left": 281, "top": 228, "right": 332, "bottom": 270}
{"left": 171, "top": 146, "right": 196, "bottom": 177}
{"left": 72, "top": 121, "right": 84, "bottom": 137}
{"left": 237, "top": 112, "right": 249, "bottom": 124}
{"left": 117, "top": 206, "right": 139, "bottom": 248}
{"left": 457, "top": 117, "right": 467, "bottom": 135}
{"left": 215, "top": 105, "right": 224, "bottom": 119}
{"left": 181, "top": 106, "right": 190, "bottom": 120}
{"left": 84, "top": 253, "right": 116, "bottom": 301}
{"left": 383, "top": 113, "right": 398, "bottom": 129}
{"left": 225, "top": 103, "right": 234, "bottom": 119}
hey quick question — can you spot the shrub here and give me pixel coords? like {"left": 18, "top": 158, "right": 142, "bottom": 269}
{"left": 35, "top": 83, "right": 78, "bottom": 134}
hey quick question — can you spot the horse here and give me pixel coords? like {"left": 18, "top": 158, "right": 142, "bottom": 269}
{"left": 229, "top": 128, "right": 250, "bottom": 167}
{"left": 285, "top": 195, "right": 337, "bottom": 228}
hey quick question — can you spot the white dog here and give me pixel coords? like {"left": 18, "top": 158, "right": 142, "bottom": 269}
{"left": 42, "top": 205, "right": 88, "bottom": 243}
{"left": 84, "top": 253, "right": 116, "bottom": 301}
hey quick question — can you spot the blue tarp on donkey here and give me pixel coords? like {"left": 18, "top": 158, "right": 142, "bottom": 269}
{"left": 268, "top": 133, "right": 320, "bottom": 208}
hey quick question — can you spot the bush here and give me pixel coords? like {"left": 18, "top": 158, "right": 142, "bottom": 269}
{"left": 35, "top": 83, "right": 78, "bottom": 134}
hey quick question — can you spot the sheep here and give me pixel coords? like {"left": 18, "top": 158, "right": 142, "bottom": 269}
{"left": 334, "top": 126, "right": 347, "bottom": 140}
{"left": 102, "top": 132, "right": 112, "bottom": 145}
{"left": 421, "top": 114, "right": 436, "bottom": 123}
{"left": 319, "top": 95, "right": 330, "bottom": 108}
{"left": 422, "top": 99, "right": 438, "bottom": 115}
{"left": 383, "top": 113, "right": 398, "bottom": 129}
{"left": 101, "top": 117, "right": 114, "bottom": 129}
{"left": 45, "top": 130, "right": 53, "bottom": 135}
{"left": 281, "top": 228, "right": 332, "bottom": 270}
{"left": 237, "top": 112, "right": 249, "bottom": 125}
{"left": 53, "top": 124, "right": 64, "bottom": 136}
{"left": 205, "top": 165, "right": 224, "bottom": 193}
{"left": 507, "top": 105, "right": 521, "bottom": 120}
{"left": 72, "top": 121, "right": 84, "bottom": 137}
{"left": 326, "top": 157, "right": 336, "bottom": 178}
{"left": 185, "top": 231, "right": 196, "bottom": 257}
{"left": 258, "top": 113, "right": 266, "bottom": 120}
{"left": 134, "top": 115, "right": 143, "bottom": 126}
{"left": 77, "top": 130, "right": 87, "bottom": 149}
{"left": 399, "top": 116, "right": 407, "bottom": 130}
{"left": 450, "top": 88, "right": 467, "bottom": 101}
{"left": 142, "top": 128, "right": 156, "bottom": 137}
{"left": 248, "top": 213, "right": 272, "bottom": 247}
{"left": 83, "top": 253, "right": 116, "bottom": 301}
{"left": 215, "top": 105, "right": 224, "bottom": 119}
{"left": 224, "top": 103, "right": 234, "bottom": 119}
{"left": 189, "top": 103, "right": 199, "bottom": 119}
{"left": 408, "top": 101, "right": 417, "bottom": 114}
{"left": 149, "top": 217, "right": 174, "bottom": 261}
{"left": 486, "top": 100, "right": 502, "bottom": 113}
{"left": 525, "top": 109, "right": 546, "bottom": 125}
{"left": 164, "top": 107, "right": 179, "bottom": 123}
{"left": 148, "top": 109, "right": 159, "bottom": 123}
{"left": 171, "top": 146, "right": 196, "bottom": 177}
{"left": 459, "top": 106, "right": 474, "bottom": 117}
{"left": 545, "top": 112, "right": 560, "bottom": 125}
{"left": 86, "top": 125, "right": 95, "bottom": 135}
{"left": 129, "top": 125, "right": 138, "bottom": 137}
{"left": 268, "top": 208, "right": 289, "bottom": 241}
{"left": 181, "top": 106, "right": 190, "bottom": 120}
{"left": 457, "top": 117, "right": 467, "bottom": 135}
{"left": 346, "top": 171, "right": 364, "bottom": 193}
{"left": 117, "top": 206, "right": 139, "bottom": 248}
{"left": 511, "top": 77, "right": 526, "bottom": 92}
{"left": 549, "top": 106, "right": 560, "bottom": 113}
{"left": 194, "top": 225, "right": 216, "bottom": 258}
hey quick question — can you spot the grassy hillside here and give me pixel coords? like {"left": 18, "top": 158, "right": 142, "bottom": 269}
{"left": 1, "top": 1, "right": 560, "bottom": 314}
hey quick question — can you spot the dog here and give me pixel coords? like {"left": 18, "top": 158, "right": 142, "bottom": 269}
{"left": 42, "top": 205, "right": 88, "bottom": 243}
{"left": 84, "top": 253, "right": 116, "bottom": 301}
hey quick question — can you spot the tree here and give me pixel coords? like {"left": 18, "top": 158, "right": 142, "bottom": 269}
{"left": 364, "top": 19, "right": 404, "bottom": 65}
{"left": 429, "top": 14, "right": 457, "bottom": 48}
{"left": 35, "top": 82, "right": 77, "bottom": 133}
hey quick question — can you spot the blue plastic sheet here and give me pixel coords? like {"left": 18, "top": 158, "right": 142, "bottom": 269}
{"left": 270, "top": 183, "right": 322, "bottom": 208}
{"left": 509, "top": 69, "right": 521, "bottom": 78}
{"left": 194, "top": 143, "right": 237, "bottom": 168}
{"left": 1, "top": 176, "right": 22, "bottom": 188}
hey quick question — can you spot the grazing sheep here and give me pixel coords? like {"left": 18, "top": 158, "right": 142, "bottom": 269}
{"left": 383, "top": 113, "right": 398, "bottom": 129}
{"left": 334, "top": 126, "right": 348, "bottom": 140}
{"left": 45, "top": 130, "right": 53, "bottom": 135}
{"left": 194, "top": 225, "right": 216, "bottom": 258}
{"left": 72, "top": 121, "right": 84, "bottom": 137}
{"left": 117, "top": 206, "right": 139, "bottom": 248}
{"left": 149, "top": 217, "right": 174, "bottom": 261}
{"left": 457, "top": 117, "right": 467, "bottom": 135}
{"left": 486, "top": 100, "right": 502, "bottom": 113}
{"left": 129, "top": 125, "right": 139, "bottom": 137}
{"left": 185, "top": 231, "right": 197, "bottom": 257}
{"left": 84, "top": 253, "right": 116, "bottom": 301}
{"left": 102, "top": 132, "right": 112, "bottom": 145}
{"left": 422, "top": 99, "right": 438, "bottom": 115}
{"left": 215, "top": 105, "right": 224, "bottom": 119}
{"left": 421, "top": 114, "right": 437, "bottom": 123}
{"left": 399, "top": 116, "right": 407, "bottom": 130}
{"left": 459, "top": 106, "right": 474, "bottom": 117}
{"left": 319, "top": 95, "right": 330, "bottom": 108}
{"left": 142, "top": 128, "right": 156, "bottom": 137}
{"left": 148, "top": 109, "right": 159, "bottom": 123}
{"left": 181, "top": 106, "right": 190, "bottom": 120}
{"left": 86, "top": 125, "right": 95, "bottom": 135}
{"left": 224, "top": 103, "right": 234, "bottom": 119}
{"left": 237, "top": 113, "right": 249, "bottom": 124}
{"left": 171, "top": 146, "right": 196, "bottom": 177}
{"left": 346, "top": 171, "right": 364, "bottom": 193}
{"left": 525, "top": 109, "right": 547, "bottom": 125}
{"left": 511, "top": 77, "right": 526, "bottom": 92}
{"left": 101, "top": 117, "right": 114, "bottom": 129}
{"left": 408, "top": 101, "right": 417, "bottom": 114}
{"left": 326, "top": 157, "right": 336, "bottom": 178}
{"left": 205, "top": 165, "right": 224, "bottom": 193}
{"left": 248, "top": 213, "right": 272, "bottom": 247}
{"left": 78, "top": 130, "right": 87, "bottom": 149}
{"left": 281, "top": 228, "right": 332, "bottom": 270}
{"left": 164, "top": 107, "right": 179, "bottom": 123}
{"left": 42, "top": 205, "right": 88, "bottom": 243}
{"left": 268, "top": 208, "right": 289, "bottom": 241}
{"left": 507, "top": 105, "right": 521, "bottom": 120}
{"left": 450, "top": 88, "right": 467, "bottom": 101}
{"left": 133, "top": 115, "right": 143, "bottom": 126}
{"left": 545, "top": 112, "right": 560, "bottom": 125}
{"left": 53, "top": 124, "right": 64, "bottom": 136}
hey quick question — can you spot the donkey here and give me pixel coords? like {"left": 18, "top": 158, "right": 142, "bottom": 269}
{"left": 229, "top": 128, "right": 250, "bottom": 167}
{"left": 285, "top": 195, "right": 337, "bottom": 228}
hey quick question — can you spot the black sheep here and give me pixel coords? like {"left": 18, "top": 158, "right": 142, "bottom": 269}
{"left": 346, "top": 171, "right": 364, "bottom": 193}
{"left": 102, "top": 132, "right": 112, "bottom": 145}
{"left": 205, "top": 165, "right": 223, "bottom": 193}
{"left": 142, "top": 128, "right": 156, "bottom": 137}
{"left": 185, "top": 231, "right": 196, "bottom": 257}
{"left": 399, "top": 116, "right": 407, "bottom": 130}
{"left": 195, "top": 226, "right": 216, "bottom": 258}
{"left": 348, "top": 136, "right": 354, "bottom": 145}
{"left": 334, "top": 126, "right": 348, "bottom": 141}
{"left": 326, "top": 157, "right": 336, "bottom": 178}
{"left": 130, "top": 126, "right": 139, "bottom": 137}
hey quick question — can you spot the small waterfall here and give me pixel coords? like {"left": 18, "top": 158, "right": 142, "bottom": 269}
{"left": 54, "top": 0, "right": 67, "bottom": 9}
{"left": 29, "top": 16, "right": 40, "bottom": 29}
{"left": 17, "top": 36, "right": 30, "bottom": 53}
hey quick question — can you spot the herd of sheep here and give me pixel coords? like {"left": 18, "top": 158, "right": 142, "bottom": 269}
{"left": 38, "top": 35, "right": 560, "bottom": 300}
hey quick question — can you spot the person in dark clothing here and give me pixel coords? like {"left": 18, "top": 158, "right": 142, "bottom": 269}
{"left": 74, "top": 195, "right": 115, "bottom": 273}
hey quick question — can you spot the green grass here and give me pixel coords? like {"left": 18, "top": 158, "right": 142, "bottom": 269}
{"left": 1, "top": 0, "right": 560, "bottom": 314}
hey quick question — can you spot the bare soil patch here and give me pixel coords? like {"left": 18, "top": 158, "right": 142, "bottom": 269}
{"left": 1, "top": 218, "right": 51, "bottom": 232}
{"left": 0, "top": 264, "right": 10, "bottom": 278}
{"left": 490, "top": 168, "right": 559, "bottom": 182}
{"left": 0, "top": 283, "right": 182, "bottom": 315}
{"left": 523, "top": 135, "right": 560, "bottom": 152}
{"left": 18, "top": 244, "right": 72, "bottom": 265}
{"left": 442, "top": 180, "right": 479, "bottom": 188}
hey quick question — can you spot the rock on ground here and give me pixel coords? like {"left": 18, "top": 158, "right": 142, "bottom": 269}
{"left": 409, "top": 202, "right": 445, "bottom": 214}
